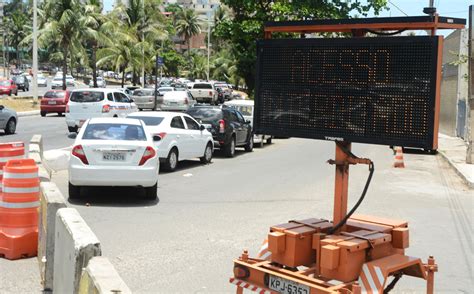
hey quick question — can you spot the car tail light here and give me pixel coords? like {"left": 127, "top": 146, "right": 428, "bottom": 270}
{"left": 102, "top": 104, "right": 110, "bottom": 113}
{"left": 233, "top": 266, "right": 250, "bottom": 279}
{"left": 184, "top": 97, "right": 189, "bottom": 105}
{"left": 72, "top": 145, "right": 88, "bottom": 165}
{"left": 219, "top": 119, "right": 225, "bottom": 133}
{"left": 139, "top": 146, "right": 156, "bottom": 166}
{"left": 209, "top": 91, "right": 213, "bottom": 96}
{"left": 66, "top": 104, "right": 70, "bottom": 113}
{"left": 155, "top": 132, "right": 167, "bottom": 139}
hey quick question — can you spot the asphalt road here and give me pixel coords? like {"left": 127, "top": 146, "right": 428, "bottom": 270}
{"left": 0, "top": 117, "right": 472, "bottom": 293}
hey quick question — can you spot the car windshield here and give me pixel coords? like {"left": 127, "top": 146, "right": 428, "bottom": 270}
{"left": 187, "top": 108, "right": 222, "bottom": 123}
{"left": 128, "top": 116, "right": 164, "bottom": 126}
{"left": 44, "top": 91, "right": 66, "bottom": 99}
{"left": 0, "top": 81, "right": 10, "bottom": 86}
{"left": 70, "top": 91, "right": 104, "bottom": 102}
{"left": 233, "top": 105, "right": 252, "bottom": 116}
{"left": 159, "top": 88, "right": 173, "bottom": 92}
{"left": 83, "top": 123, "right": 147, "bottom": 141}
{"left": 133, "top": 89, "right": 154, "bottom": 96}
{"left": 193, "top": 83, "right": 212, "bottom": 89}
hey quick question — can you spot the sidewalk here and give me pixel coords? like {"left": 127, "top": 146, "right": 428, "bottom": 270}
{"left": 438, "top": 133, "right": 474, "bottom": 188}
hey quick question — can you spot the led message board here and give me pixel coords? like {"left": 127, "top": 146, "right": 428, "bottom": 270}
{"left": 254, "top": 36, "right": 442, "bottom": 149}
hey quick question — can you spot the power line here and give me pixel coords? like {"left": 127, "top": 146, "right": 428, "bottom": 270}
{"left": 388, "top": 0, "right": 409, "bottom": 16}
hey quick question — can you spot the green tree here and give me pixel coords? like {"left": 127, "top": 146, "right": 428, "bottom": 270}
{"left": 215, "top": 0, "right": 388, "bottom": 95}
{"left": 6, "top": 10, "right": 31, "bottom": 67}
{"left": 175, "top": 8, "right": 202, "bottom": 57}
{"left": 38, "top": 0, "right": 82, "bottom": 90}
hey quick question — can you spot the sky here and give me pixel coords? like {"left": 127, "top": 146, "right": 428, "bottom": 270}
{"left": 102, "top": 0, "right": 473, "bottom": 29}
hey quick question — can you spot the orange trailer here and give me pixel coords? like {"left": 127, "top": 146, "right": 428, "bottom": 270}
{"left": 230, "top": 13, "right": 465, "bottom": 294}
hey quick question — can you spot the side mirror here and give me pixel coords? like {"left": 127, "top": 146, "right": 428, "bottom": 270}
{"left": 129, "top": 99, "right": 134, "bottom": 103}
{"left": 200, "top": 124, "right": 205, "bottom": 131}
{"left": 0, "top": 105, "right": 4, "bottom": 110}
{"left": 246, "top": 120, "right": 251, "bottom": 124}
{"left": 68, "top": 132, "right": 77, "bottom": 139}
{"left": 153, "top": 135, "right": 161, "bottom": 142}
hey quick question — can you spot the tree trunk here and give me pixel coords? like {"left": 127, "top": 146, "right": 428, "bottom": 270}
{"left": 92, "top": 44, "right": 97, "bottom": 88}
{"left": 16, "top": 46, "right": 20, "bottom": 68}
{"left": 62, "top": 48, "right": 68, "bottom": 90}
{"left": 187, "top": 37, "right": 191, "bottom": 57}
{"left": 121, "top": 67, "right": 125, "bottom": 88}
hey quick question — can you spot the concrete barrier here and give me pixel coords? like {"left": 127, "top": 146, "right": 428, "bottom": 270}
{"left": 38, "top": 182, "right": 67, "bottom": 291}
{"left": 54, "top": 208, "right": 101, "bottom": 293}
{"left": 28, "top": 134, "right": 51, "bottom": 181}
{"left": 79, "top": 257, "right": 132, "bottom": 294}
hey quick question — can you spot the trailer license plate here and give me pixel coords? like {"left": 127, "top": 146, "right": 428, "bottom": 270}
{"left": 268, "top": 275, "right": 310, "bottom": 294}
{"left": 103, "top": 152, "right": 125, "bottom": 161}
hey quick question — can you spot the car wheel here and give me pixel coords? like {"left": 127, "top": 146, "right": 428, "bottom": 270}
{"left": 266, "top": 137, "right": 272, "bottom": 144}
{"left": 40, "top": 111, "right": 46, "bottom": 117}
{"left": 200, "top": 143, "right": 213, "bottom": 164}
{"left": 144, "top": 183, "right": 157, "bottom": 200}
{"left": 224, "top": 136, "right": 236, "bottom": 157}
{"left": 138, "top": 108, "right": 143, "bottom": 111}
{"left": 163, "top": 148, "right": 178, "bottom": 172}
{"left": 245, "top": 135, "right": 254, "bottom": 152}
{"left": 68, "top": 182, "right": 81, "bottom": 200}
{"left": 58, "top": 112, "right": 63, "bottom": 116}
{"left": 8, "top": 90, "right": 12, "bottom": 96}
{"left": 258, "top": 137, "right": 264, "bottom": 148}
{"left": 15, "top": 90, "right": 18, "bottom": 96}
{"left": 5, "top": 118, "right": 16, "bottom": 135}
{"left": 68, "top": 126, "right": 78, "bottom": 133}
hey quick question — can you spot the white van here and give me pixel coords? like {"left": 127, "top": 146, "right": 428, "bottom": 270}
{"left": 223, "top": 99, "right": 273, "bottom": 147}
{"left": 66, "top": 88, "right": 138, "bottom": 133}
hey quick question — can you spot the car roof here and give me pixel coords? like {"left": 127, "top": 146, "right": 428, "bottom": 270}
{"left": 224, "top": 99, "right": 253, "bottom": 106}
{"left": 128, "top": 111, "right": 186, "bottom": 118}
{"left": 70, "top": 88, "right": 115, "bottom": 93}
{"left": 88, "top": 117, "right": 143, "bottom": 125}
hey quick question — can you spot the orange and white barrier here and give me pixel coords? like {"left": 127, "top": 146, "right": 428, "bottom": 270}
{"left": 393, "top": 146, "right": 405, "bottom": 168}
{"left": 357, "top": 264, "right": 386, "bottom": 293}
{"left": 257, "top": 238, "right": 271, "bottom": 261}
{"left": 0, "top": 142, "right": 25, "bottom": 192}
{"left": 0, "top": 158, "right": 39, "bottom": 260}
{"left": 229, "top": 278, "right": 272, "bottom": 294}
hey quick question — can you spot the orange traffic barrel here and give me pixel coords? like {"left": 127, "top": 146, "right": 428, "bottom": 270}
{"left": 0, "top": 142, "right": 25, "bottom": 193}
{"left": 0, "top": 158, "right": 39, "bottom": 260}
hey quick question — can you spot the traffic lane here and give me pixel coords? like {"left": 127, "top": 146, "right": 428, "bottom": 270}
{"left": 0, "top": 115, "right": 73, "bottom": 150}
{"left": 51, "top": 139, "right": 473, "bottom": 292}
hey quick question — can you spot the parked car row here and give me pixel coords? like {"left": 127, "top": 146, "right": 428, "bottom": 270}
{"left": 63, "top": 87, "right": 272, "bottom": 200}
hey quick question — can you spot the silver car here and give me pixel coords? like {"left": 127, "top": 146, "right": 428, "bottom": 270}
{"left": 161, "top": 91, "right": 196, "bottom": 112}
{"left": 132, "top": 88, "right": 160, "bottom": 110}
{"left": 89, "top": 77, "right": 106, "bottom": 88}
{"left": 0, "top": 105, "right": 18, "bottom": 134}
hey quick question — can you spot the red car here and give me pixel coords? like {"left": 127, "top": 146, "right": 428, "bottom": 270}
{"left": 0, "top": 79, "right": 18, "bottom": 96}
{"left": 40, "top": 90, "right": 70, "bottom": 117}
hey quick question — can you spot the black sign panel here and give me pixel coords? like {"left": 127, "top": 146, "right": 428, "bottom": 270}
{"left": 254, "top": 36, "right": 441, "bottom": 149}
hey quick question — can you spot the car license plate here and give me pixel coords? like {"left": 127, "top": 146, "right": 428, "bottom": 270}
{"left": 48, "top": 100, "right": 57, "bottom": 105}
{"left": 268, "top": 275, "right": 310, "bottom": 294}
{"left": 102, "top": 152, "right": 125, "bottom": 161}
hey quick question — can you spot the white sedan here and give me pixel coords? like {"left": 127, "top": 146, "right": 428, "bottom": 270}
{"left": 68, "top": 117, "right": 159, "bottom": 200}
{"left": 127, "top": 111, "right": 213, "bottom": 172}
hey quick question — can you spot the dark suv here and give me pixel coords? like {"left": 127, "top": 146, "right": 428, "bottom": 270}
{"left": 13, "top": 75, "right": 29, "bottom": 92}
{"left": 186, "top": 105, "right": 253, "bottom": 157}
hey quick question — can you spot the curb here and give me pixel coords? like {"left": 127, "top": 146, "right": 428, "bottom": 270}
{"left": 438, "top": 150, "right": 474, "bottom": 188}
{"left": 18, "top": 110, "right": 40, "bottom": 117}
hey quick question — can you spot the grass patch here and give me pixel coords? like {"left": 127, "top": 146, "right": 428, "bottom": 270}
{"left": 0, "top": 98, "right": 40, "bottom": 112}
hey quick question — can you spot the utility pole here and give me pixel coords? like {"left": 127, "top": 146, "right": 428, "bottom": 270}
{"left": 467, "top": 5, "right": 473, "bottom": 163}
{"left": 32, "top": 0, "right": 38, "bottom": 103}
{"left": 0, "top": 0, "right": 5, "bottom": 78}
{"left": 207, "top": 20, "right": 210, "bottom": 81}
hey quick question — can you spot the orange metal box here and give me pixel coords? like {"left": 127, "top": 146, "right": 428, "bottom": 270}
{"left": 269, "top": 218, "right": 331, "bottom": 267}
{"left": 320, "top": 230, "right": 394, "bottom": 282}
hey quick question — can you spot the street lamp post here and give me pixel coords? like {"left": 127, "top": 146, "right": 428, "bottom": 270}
{"left": 207, "top": 21, "right": 210, "bottom": 81}
{"left": 32, "top": 0, "right": 38, "bottom": 102}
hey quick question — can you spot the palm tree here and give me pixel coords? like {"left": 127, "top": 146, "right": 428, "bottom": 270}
{"left": 6, "top": 10, "right": 30, "bottom": 67}
{"left": 38, "top": 0, "right": 82, "bottom": 90}
{"left": 96, "top": 29, "right": 141, "bottom": 87}
{"left": 175, "top": 8, "right": 202, "bottom": 57}
{"left": 81, "top": 0, "right": 109, "bottom": 87}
